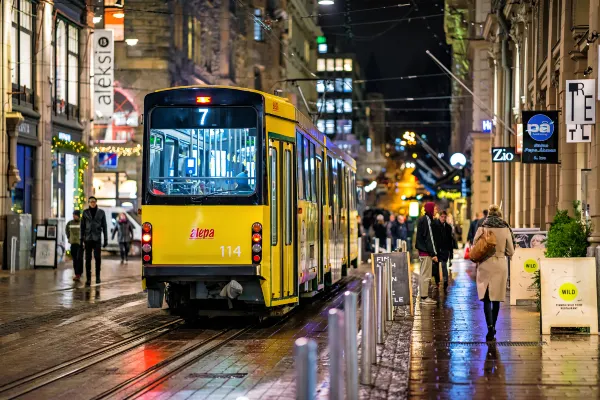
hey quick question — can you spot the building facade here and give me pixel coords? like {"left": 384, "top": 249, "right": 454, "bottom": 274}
{"left": 1, "top": 0, "right": 94, "bottom": 267}
{"left": 447, "top": 0, "right": 600, "bottom": 247}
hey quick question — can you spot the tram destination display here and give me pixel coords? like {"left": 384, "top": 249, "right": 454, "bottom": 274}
{"left": 521, "top": 111, "right": 559, "bottom": 164}
{"left": 372, "top": 252, "right": 412, "bottom": 310}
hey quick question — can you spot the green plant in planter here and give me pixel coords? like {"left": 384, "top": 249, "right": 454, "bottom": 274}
{"left": 529, "top": 201, "right": 591, "bottom": 310}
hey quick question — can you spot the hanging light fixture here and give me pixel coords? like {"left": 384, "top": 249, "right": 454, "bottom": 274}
{"left": 318, "top": 0, "right": 334, "bottom": 4}
{"left": 125, "top": 38, "right": 139, "bottom": 46}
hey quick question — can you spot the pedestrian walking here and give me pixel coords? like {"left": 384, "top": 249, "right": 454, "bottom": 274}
{"left": 390, "top": 214, "right": 409, "bottom": 250}
{"left": 66, "top": 210, "right": 83, "bottom": 281}
{"left": 112, "top": 213, "right": 134, "bottom": 263}
{"left": 81, "top": 196, "right": 108, "bottom": 286}
{"left": 433, "top": 210, "right": 453, "bottom": 290}
{"left": 415, "top": 202, "right": 438, "bottom": 304}
{"left": 473, "top": 204, "right": 515, "bottom": 341}
{"left": 372, "top": 214, "right": 388, "bottom": 251}
{"left": 475, "top": 209, "right": 489, "bottom": 230}
{"left": 466, "top": 213, "right": 479, "bottom": 244}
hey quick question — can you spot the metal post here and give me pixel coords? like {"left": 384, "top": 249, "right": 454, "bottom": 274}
{"left": 328, "top": 309, "right": 344, "bottom": 400}
{"left": 386, "top": 258, "right": 394, "bottom": 321}
{"left": 370, "top": 271, "right": 377, "bottom": 362}
{"left": 358, "top": 237, "right": 362, "bottom": 265}
{"left": 386, "top": 237, "right": 391, "bottom": 253}
{"left": 401, "top": 240, "right": 407, "bottom": 253}
{"left": 295, "top": 338, "right": 317, "bottom": 400}
{"left": 376, "top": 263, "right": 385, "bottom": 343}
{"left": 396, "top": 239, "right": 401, "bottom": 251}
{"left": 361, "top": 277, "right": 373, "bottom": 384}
{"left": 344, "top": 291, "right": 358, "bottom": 400}
{"left": 374, "top": 238, "right": 380, "bottom": 254}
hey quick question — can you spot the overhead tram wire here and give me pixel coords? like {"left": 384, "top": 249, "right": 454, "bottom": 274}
{"left": 302, "top": 3, "right": 411, "bottom": 18}
{"left": 318, "top": 12, "right": 445, "bottom": 29}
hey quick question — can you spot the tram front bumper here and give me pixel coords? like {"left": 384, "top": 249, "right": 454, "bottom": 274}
{"left": 143, "top": 264, "right": 263, "bottom": 281}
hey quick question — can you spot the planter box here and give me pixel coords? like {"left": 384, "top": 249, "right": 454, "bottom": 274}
{"left": 540, "top": 257, "right": 598, "bottom": 335}
{"left": 510, "top": 248, "right": 545, "bottom": 305}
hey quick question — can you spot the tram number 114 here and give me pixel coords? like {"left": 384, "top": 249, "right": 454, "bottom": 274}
{"left": 220, "top": 246, "right": 241, "bottom": 257}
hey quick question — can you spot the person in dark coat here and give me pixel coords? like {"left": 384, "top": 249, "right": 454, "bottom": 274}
{"left": 433, "top": 211, "right": 454, "bottom": 290}
{"left": 476, "top": 209, "right": 489, "bottom": 231}
{"left": 415, "top": 202, "right": 438, "bottom": 304}
{"left": 112, "top": 213, "right": 134, "bottom": 263}
{"left": 373, "top": 214, "right": 388, "bottom": 250}
{"left": 466, "top": 213, "right": 480, "bottom": 244}
{"left": 81, "top": 196, "right": 108, "bottom": 285}
{"left": 390, "top": 214, "right": 409, "bottom": 250}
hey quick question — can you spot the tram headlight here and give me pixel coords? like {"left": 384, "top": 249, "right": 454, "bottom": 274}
{"left": 252, "top": 244, "right": 262, "bottom": 253}
{"left": 142, "top": 233, "right": 151, "bottom": 243}
{"left": 252, "top": 222, "right": 262, "bottom": 233}
{"left": 142, "top": 244, "right": 152, "bottom": 253}
{"left": 253, "top": 254, "right": 261, "bottom": 263}
{"left": 143, "top": 255, "right": 151, "bottom": 262}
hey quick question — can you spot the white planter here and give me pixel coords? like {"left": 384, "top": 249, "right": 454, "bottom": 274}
{"left": 540, "top": 257, "right": 598, "bottom": 335}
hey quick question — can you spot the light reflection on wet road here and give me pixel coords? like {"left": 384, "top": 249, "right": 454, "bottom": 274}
{"left": 409, "top": 260, "right": 600, "bottom": 399}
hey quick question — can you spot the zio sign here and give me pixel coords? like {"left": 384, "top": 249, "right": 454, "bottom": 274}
{"left": 491, "top": 147, "right": 517, "bottom": 163}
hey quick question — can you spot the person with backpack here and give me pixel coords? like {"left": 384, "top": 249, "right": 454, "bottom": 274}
{"left": 473, "top": 204, "right": 515, "bottom": 341}
{"left": 415, "top": 202, "right": 438, "bottom": 305}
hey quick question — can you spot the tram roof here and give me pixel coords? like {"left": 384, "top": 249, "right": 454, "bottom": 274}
{"left": 153, "top": 85, "right": 357, "bottom": 170}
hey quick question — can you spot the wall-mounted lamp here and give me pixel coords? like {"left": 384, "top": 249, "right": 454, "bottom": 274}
{"left": 125, "top": 38, "right": 139, "bottom": 46}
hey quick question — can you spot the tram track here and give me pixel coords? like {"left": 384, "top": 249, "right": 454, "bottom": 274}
{"left": 0, "top": 318, "right": 184, "bottom": 399}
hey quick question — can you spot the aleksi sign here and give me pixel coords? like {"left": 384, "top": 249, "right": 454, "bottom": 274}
{"left": 566, "top": 124, "right": 592, "bottom": 143}
{"left": 491, "top": 147, "right": 517, "bottom": 163}
{"left": 565, "top": 79, "right": 595, "bottom": 125}
{"left": 93, "top": 30, "right": 114, "bottom": 122}
{"left": 521, "top": 111, "right": 559, "bottom": 164}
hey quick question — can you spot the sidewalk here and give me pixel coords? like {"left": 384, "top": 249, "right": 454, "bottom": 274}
{"left": 409, "top": 259, "right": 600, "bottom": 398}
{"left": 0, "top": 256, "right": 143, "bottom": 326}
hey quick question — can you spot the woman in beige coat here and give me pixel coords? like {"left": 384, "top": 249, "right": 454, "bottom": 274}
{"left": 473, "top": 205, "right": 515, "bottom": 341}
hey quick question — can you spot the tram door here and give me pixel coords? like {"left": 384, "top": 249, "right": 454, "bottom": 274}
{"left": 269, "top": 139, "right": 296, "bottom": 301}
{"left": 316, "top": 156, "right": 324, "bottom": 286}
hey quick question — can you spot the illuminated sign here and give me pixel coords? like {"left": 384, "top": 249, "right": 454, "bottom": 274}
{"left": 437, "top": 190, "right": 462, "bottom": 200}
{"left": 366, "top": 138, "right": 372, "bottom": 152}
{"left": 482, "top": 120, "right": 493, "bottom": 133}
{"left": 516, "top": 124, "right": 523, "bottom": 154}
{"left": 449, "top": 153, "right": 466, "bottom": 168}
{"left": 196, "top": 96, "right": 211, "bottom": 104}
{"left": 58, "top": 132, "right": 72, "bottom": 142}
{"left": 408, "top": 202, "right": 420, "bottom": 217}
{"left": 318, "top": 44, "right": 328, "bottom": 54}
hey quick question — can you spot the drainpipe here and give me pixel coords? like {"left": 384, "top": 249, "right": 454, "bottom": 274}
{"left": 497, "top": 8, "right": 512, "bottom": 223}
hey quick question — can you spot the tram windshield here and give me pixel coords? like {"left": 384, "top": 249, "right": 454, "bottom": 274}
{"left": 147, "top": 107, "right": 258, "bottom": 197}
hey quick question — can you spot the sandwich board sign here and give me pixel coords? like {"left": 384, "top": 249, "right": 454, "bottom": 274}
{"left": 510, "top": 248, "right": 545, "bottom": 305}
{"left": 372, "top": 252, "right": 413, "bottom": 315}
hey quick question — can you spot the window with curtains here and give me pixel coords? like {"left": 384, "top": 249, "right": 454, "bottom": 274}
{"left": 11, "top": 0, "right": 35, "bottom": 106}
{"left": 54, "top": 19, "right": 80, "bottom": 119}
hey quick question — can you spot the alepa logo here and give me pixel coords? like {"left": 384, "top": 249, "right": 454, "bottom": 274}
{"left": 526, "top": 113, "right": 555, "bottom": 142}
{"left": 189, "top": 228, "right": 215, "bottom": 240}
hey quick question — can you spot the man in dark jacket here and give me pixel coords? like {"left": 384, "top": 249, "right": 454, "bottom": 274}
{"left": 390, "top": 215, "right": 409, "bottom": 250}
{"left": 81, "top": 196, "right": 108, "bottom": 285}
{"left": 476, "top": 209, "right": 489, "bottom": 231}
{"left": 415, "top": 202, "right": 438, "bottom": 304}
{"left": 466, "top": 213, "right": 480, "bottom": 244}
{"left": 433, "top": 211, "right": 453, "bottom": 290}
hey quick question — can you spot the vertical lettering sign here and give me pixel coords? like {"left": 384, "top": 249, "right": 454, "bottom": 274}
{"left": 521, "top": 111, "right": 559, "bottom": 164}
{"left": 565, "top": 79, "right": 595, "bottom": 125}
{"left": 372, "top": 253, "right": 412, "bottom": 308}
{"left": 566, "top": 125, "right": 592, "bottom": 143}
{"left": 94, "top": 30, "right": 114, "bottom": 122}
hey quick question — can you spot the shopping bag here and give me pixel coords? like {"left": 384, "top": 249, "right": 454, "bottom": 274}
{"left": 464, "top": 245, "right": 470, "bottom": 260}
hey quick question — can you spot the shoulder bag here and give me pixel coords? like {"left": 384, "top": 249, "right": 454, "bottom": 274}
{"left": 470, "top": 228, "right": 497, "bottom": 263}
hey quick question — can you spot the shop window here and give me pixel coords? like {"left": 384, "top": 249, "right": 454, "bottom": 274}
{"left": 344, "top": 58, "right": 352, "bottom": 71}
{"left": 317, "top": 119, "right": 325, "bottom": 132}
{"left": 335, "top": 78, "right": 344, "bottom": 92}
{"left": 254, "top": 9, "right": 264, "bottom": 41}
{"left": 317, "top": 59, "right": 325, "bottom": 71}
{"left": 325, "top": 80, "right": 334, "bottom": 92}
{"left": 336, "top": 99, "right": 343, "bottom": 113}
{"left": 335, "top": 58, "right": 343, "bottom": 71}
{"left": 326, "top": 59, "right": 334, "bottom": 71}
{"left": 54, "top": 19, "right": 79, "bottom": 119}
{"left": 11, "top": 0, "right": 35, "bottom": 106}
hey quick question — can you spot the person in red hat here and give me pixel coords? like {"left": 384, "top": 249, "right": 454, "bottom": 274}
{"left": 415, "top": 202, "right": 438, "bottom": 305}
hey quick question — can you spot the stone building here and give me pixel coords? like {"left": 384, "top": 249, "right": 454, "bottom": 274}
{"left": 90, "top": 0, "right": 291, "bottom": 210}
{"left": 1, "top": 0, "right": 94, "bottom": 268}
{"left": 447, "top": 0, "right": 600, "bottom": 246}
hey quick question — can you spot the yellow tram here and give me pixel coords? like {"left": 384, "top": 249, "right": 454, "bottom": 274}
{"left": 141, "top": 86, "right": 358, "bottom": 317}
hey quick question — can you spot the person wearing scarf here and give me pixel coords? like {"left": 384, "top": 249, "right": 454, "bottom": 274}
{"left": 473, "top": 204, "right": 515, "bottom": 341}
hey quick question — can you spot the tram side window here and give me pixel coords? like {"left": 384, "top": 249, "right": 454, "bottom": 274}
{"left": 271, "top": 147, "right": 278, "bottom": 245}
{"left": 303, "top": 137, "right": 311, "bottom": 201}
{"left": 327, "top": 157, "right": 334, "bottom": 207}
{"left": 285, "top": 149, "right": 292, "bottom": 245}
{"left": 296, "top": 132, "right": 304, "bottom": 200}
{"left": 310, "top": 142, "right": 316, "bottom": 202}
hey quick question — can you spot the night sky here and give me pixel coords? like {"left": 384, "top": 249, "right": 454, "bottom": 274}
{"left": 318, "top": 0, "right": 452, "bottom": 155}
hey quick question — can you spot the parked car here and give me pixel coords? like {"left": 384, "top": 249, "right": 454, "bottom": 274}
{"left": 103, "top": 207, "right": 142, "bottom": 256}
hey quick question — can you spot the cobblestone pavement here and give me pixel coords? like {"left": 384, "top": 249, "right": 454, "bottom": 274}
{"left": 409, "top": 259, "right": 600, "bottom": 399}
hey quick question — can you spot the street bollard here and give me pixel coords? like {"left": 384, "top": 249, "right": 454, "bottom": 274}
{"left": 295, "top": 337, "right": 317, "bottom": 400}
{"left": 376, "top": 263, "right": 385, "bottom": 343}
{"left": 374, "top": 237, "right": 380, "bottom": 254}
{"left": 358, "top": 237, "right": 362, "bottom": 265}
{"left": 344, "top": 291, "right": 358, "bottom": 400}
{"left": 386, "top": 237, "right": 392, "bottom": 253}
{"left": 386, "top": 258, "right": 394, "bottom": 321}
{"left": 328, "top": 309, "right": 344, "bottom": 400}
{"left": 396, "top": 239, "right": 401, "bottom": 252}
{"left": 370, "top": 272, "right": 377, "bottom": 362}
{"left": 401, "top": 240, "right": 407, "bottom": 252}
{"left": 361, "top": 276, "right": 374, "bottom": 385}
